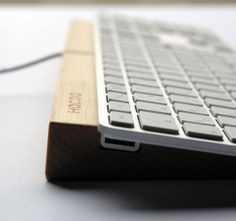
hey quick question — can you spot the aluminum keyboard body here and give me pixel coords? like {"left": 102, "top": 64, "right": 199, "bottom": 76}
{"left": 95, "top": 15, "right": 236, "bottom": 156}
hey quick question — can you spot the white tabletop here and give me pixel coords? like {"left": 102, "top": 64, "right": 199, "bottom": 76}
{"left": 1, "top": 5, "right": 236, "bottom": 221}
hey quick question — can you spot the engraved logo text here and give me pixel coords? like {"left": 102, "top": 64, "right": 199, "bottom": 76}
{"left": 68, "top": 92, "right": 82, "bottom": 113}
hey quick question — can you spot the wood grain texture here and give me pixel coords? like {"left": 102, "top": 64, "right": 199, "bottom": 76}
{"left": 50, "top": 21, "right": 97, "bottom": 126}
{"left": 65, "top": 20, "right": 94, "bottom": 54}
{"left": 46, "top": 20, "right": 236, "bottom": 181}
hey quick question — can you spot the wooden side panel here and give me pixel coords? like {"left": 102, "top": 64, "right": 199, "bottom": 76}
{"left": 50, "top": 53, "right": 97, "bottom": 126}
{"left": 50, "top": 21, "right": 97, "bottom": 126}
{"left": 65, "top": 21, "right": 94, "bottom": 53}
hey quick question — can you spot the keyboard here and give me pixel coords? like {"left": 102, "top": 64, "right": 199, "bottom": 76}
{"left": 95, "top": 15, "right": 236, "bottom": 156}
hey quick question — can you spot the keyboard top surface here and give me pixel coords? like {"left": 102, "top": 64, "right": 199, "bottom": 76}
{"left": 95, "top": 15, "right": 236, "bottom": 156}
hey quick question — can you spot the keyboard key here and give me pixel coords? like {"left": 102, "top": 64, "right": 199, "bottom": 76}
{"left": 178, "top": 112, "right": 215, "bottom": 126}
{"left": 166, "top": 87, "right": 197, "bottom": 97}
{"left": 162, "top": 80, "right": 192, "bottom": 90}
{"left": 133, "top": 93, "right": 166, "bottom": 104}
{"left": 129, "top": 78, "right": 158, "bottom": 87}
{"left": 126, "top": 67, "right": 151, "bottom": 73}
{"left": 170, "top": 95, "right": 203, "bottom": 106}
{"left": 131, "top": 85, "right": 162, "bottom": 95}
{"left": 211, "top": 106, "right": 236, "bottom": 118}
{"left": 136, "top": 101, "right": 171, "bottom": 114}
{"left": 107, "top": 92, "right": 128, "bottom": 102}
{"left": 220, "top": 78, "right": 236, "bottom": 86}
{"left": 159, "top": 74, "right": 187, "bottom": 82}
{"left": 103, "top": 63, "right": 121, "bottom": 71}
{"left": 231, "top": 92, "right": 236, "bottom": 100}
{"left": 109, "top": 111, "right": 134, "bottom": 128}
{"left": 205, "top": 98, "right": 236, "bottom": 109}
{"left": 199, "top": 90, "right": 231, "bottom": 101}
{"left": 173, "top": 103, "right": 209, "bottom": 115}
{"left": 186, "top": 70, "right": 213, "bottom": 78}
{"left": 104, "top": 69, "right": 122, "bottom": 77}
{"left": 217, "top": 116, "right": 236, "bottom": 127}
{"left": 195, "top": 83, "right": 223, "bottom": 92}
{"left": 127, "top": 72, "right": 155, "bottom": 80}
{"left": 106, "top": 83, "right": 126, "bottom": 93}
{"left": 108, "top": 101, "right": 131, "bottom": 113}
{"left": 190, "top": 76, "right": 219, "bottom": 86}
{"left": 225, "top": 85, "right": 236, "bottom": 93}
{"left": 183, "top": 122, "right": 223, "bottom": 141}
{"left": 158, "top": 70, "right": 183, "bottom": 76}
{"left": 139, "top": 111, "right": 179, "bottom": 134}
{"left": 224, "top": 126, "right": 236, "bottom": 143}
{"left": 105, "top": 76, "right": 124, "bottom": 85}
{"left": 156, "top": 67, "right": 181, "bottom": 74}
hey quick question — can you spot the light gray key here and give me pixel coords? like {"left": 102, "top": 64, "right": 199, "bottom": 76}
{"left": 155, "top": 63, "right": 179, "bottom": 70}
{"left": 217, "top": 116, "right": 236, "bottom": 127}
{"left": 170, "top": 95, "right": 203, "bottom": 106}
{"left": 159, "top": 74, "right": 186, "bottom": 82}
{"left": 136, "top": 101, "right": 171, "bottom": 114}
{"left": 107, "top": 92, "right": 128, "bottom": 103}
{"left": 186, "top": 70, "right": 213, "bottom": 78}
{"left": 162, "top": 80, "right": 192, "bottom": 90}
{"left": 211, "top": 106, "right": 236, "bottom": 118}
{"left": 156, "top": 67, "right": 181, "bottom": 74}
{"left": 178, "top": 112, "right": 215, "bottom": 126}
{"left": 158, "top": 70, "right": 183, "bottom": 76}
{"left": 125, "top": 64, "right": 150, "bottom": 71}
{"left": 220, "top": 78, "right": 236, "bottom": 86}
{"left": 125, "top": 61, "right": 149, "bottom": 68}
{"left": 225, "top": 85, "right": 236, "bottom": 93}
{"left": 106, "top": 84, "right": 126, "bottom": 93}
{"left": 103, "top": 63, "right": 121, "bottom": 71}
{"left": 103, "top": 60, "right": 120, "bottom": 67}
{"left": 131, "top": 85, "right": 162, "bottom": 95}
{"left": 205, "top": 98, "right": 236, "bottom": 109}
{"left": 104, "top": 69, "right": 122, "bottom": 77}
{"left": 199, "top": 90, "right": 231, "bottom": 101}
{"left": 134, "top": 93, "right": 166, "bottom": 104}
{"left": 108, "top": 101, "right": 131, "bottom": 113}
{"left": 195, "top": 83, "right": 224, "bottom": 92}
{"left": 139, "top": 111, "right": 179, "bottom": 134}
{"left": 174, "top": 103, "right": 209, "bottom": 115}
{"left": 183, "top": 122, "right": 223, "bottom": 141}
{"left": 105, "top": 76, "right": 124, "bottom": 85}
{"left": 129, "top": 78, "right": 158, "bottom": 87}
{"left": 126, "top": 67, "right": 151, "bottom": 73}
{"left": 224, "top": 126, "right": 236, "bottom": 143}
{"left": 156, "top": 65, "right": 179, "bottom": 72}
{"left": 109, "top": 111, "right": 134, "bottom": 128}
{"left": 127, "top": 72, "right": 155, "bottom": 80}
{"left": 231, "top": 92, "right": 236, "bottom": 100}
{"left": 190, "top": 76, "right": 219, "bottom": 86}
{"left": 166, "top": 87, "right": 197, "bottom": 97}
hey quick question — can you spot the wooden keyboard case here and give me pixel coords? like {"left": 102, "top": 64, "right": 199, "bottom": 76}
{"left": 46, "top": 21, "right": 236, "bottom": 181}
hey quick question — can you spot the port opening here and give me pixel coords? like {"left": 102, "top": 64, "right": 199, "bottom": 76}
{"left": 104, "top": 137, "right": 135, "bottom": 147}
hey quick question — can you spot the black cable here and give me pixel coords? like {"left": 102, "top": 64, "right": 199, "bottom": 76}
{"left": 0, "top": 52, "right": 63, "bottom": 74}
